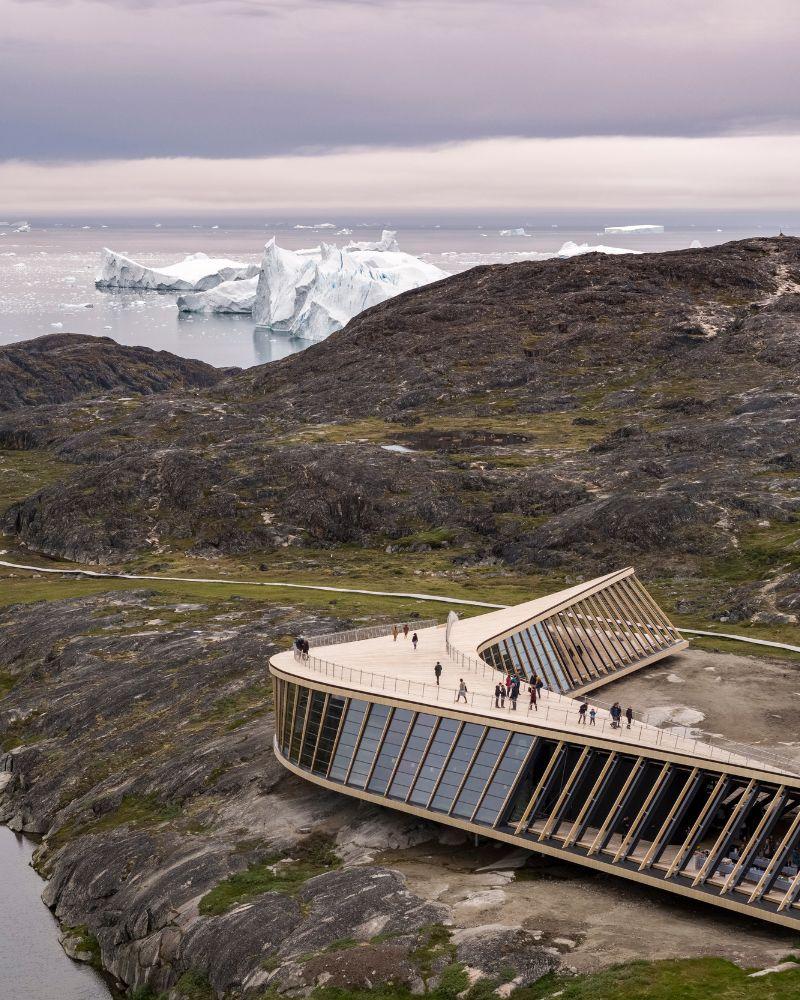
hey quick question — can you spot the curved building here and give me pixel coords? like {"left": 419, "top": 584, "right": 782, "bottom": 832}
{"left": 270, "top": 568, "right": 800, "bottom": 930}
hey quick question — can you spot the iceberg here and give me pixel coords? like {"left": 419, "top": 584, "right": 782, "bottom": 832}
{"left": 95, "top": 249, "right": 259, "bottom": 292}
{"left": 177, "top": 276, "right": 258, "bottom": 314}
{"left": 499, "top": 227, "right": 528, "bottom": 236}
{"left": 604, "top": 224, "right": 664, "bottom": 234}
{"left": 251, "top": 233, "right": 446, "bottom": 340}
{"left": 690, "top": 239, "right": 704, "bottom": 249}
{"left": 428, "top": 241, "right": 640, "bottom": 268}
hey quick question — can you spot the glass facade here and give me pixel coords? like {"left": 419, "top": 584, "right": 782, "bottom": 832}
{"left": 480, "top": 576, "right": 683, "bottom": 694}
{"left": 273, "top": 675, "right": 800, "bottom": 924}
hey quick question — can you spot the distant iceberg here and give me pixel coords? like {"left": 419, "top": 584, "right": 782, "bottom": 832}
{"left": 179, "top": 230, "right": 445, "bottom": 338}
{"left": 690, "top": 239, "right": 703, "bottom": 249}
{"left": 604, "top": 224, "right": 664, "bottom": 234}
{"left": 499, "top": 227, "right": 528, "bottom": 236}
{"left": 0, "top": 220, "right": 30, "bottom": 233}
{"left": 96, "top": 249, "right": 259, "bottom": 292}
{"left": 431, "top": 241, "right": 640, "bottom": 268}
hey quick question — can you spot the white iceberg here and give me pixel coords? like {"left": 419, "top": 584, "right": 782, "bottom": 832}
{"left": 604, "top": 224, "right": 664, "bottom": 234}
{"left": 176, "top": 230, "right": 445, "bottom": 334}
{"left": 177, "top": 277, "right": 258, "bottom": 314}
{"left": 690, "top": 239, "right": 704, "bottom": 249}
{"left": 555, "top": 241, "right": 638, "bottom": 257}
{"left": 499, "top": 227, "right": 527, "bottom": 236}
{"left": 96, "top": 249, "right": 259, "bottom": 292}
{"left": 251, "top": 230, "right": 446, "bottom": 340}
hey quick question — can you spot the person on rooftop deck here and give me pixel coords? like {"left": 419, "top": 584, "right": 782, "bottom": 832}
{"left": 457, "top": 678, "right": 468, "bottom": 703}
{"left": 434, "top": 661, "right": 443, "bottom": 685}
{"left": 412, "top": 632, "right": 418, "bottom": 650}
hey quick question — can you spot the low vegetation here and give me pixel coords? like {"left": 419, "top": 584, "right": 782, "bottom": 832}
{"left": 199, "top": 834, "right": 341, "bottom": 916}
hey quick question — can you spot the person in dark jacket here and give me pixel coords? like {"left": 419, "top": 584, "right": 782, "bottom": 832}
{"left": 434, "top": 661, "right": 443, "bottom": 685}
{"left": 494, "top": 682, "right": 503, "bottom": 708}
{"left": 625, "top": 706, "right": 634, "bottom": 729}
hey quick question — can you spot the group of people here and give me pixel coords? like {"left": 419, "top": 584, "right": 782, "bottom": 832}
{"left": 492, "top": 672, "right": 538, "bottom": 711}
{"left": 293, "top": 636, "right": 310, "bottom": 659}
{"left": 392, "top": 623, "right": 418, "bottom": 650}
{"left": 609, "top": 702, "right": 635, "bottom": 729}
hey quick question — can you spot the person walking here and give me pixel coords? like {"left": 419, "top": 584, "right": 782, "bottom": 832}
{"left": 392, "top": 624, "right": 399, "bottom": 642}
{"left": 494, "top": 682, "right": 502, "bottom": 708}
{"left": 510, "top": 684, "right": 519, "bottom": 710}
{"left": 434, "top": 661, "right": 443, "bottom": 685}
{"left": 589, "top": 706, "right": 597, "bottom": 726}
{"left": 625, "top": 706, "right": 634, "bottom": 730}
{"left": 457, "top": 678, "right": 468, "bottom": 703}
{"left": 403, "top": 623, "right": 409, "bottom": 639}
{"left": 578, "top": 702, "right": 588, "bottom": 724}
{"left": 536, "top": 676, "right": 544, "bottom": 696}
{"left": 529, "top": 684, "right": 537, "bottom": 711}
{"left": 411, "top": 632, "right": 418, "bottom": 651}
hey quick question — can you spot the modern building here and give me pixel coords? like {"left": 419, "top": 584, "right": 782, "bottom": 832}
{"left": 270, "top": 568, "right": 800, "bottom": 930}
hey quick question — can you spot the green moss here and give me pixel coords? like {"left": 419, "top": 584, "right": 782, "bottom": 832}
{"left": 324, "top": 937, "right": 360, "bottom": 953}
{"left": 0, "top": 449, "right": 76, "bottom": 510}
{"left": 410, "top": 924, "right": 457, "bottom": 988}
{"left": 393, "top": 528, "right": 457, "bottom": 550}
{"left": 0, "top": 672, "right": 16, "bottom": 699}
{"left": 199, "top": 834, "right": 340, "bottom": 916}
{"left": 49, "top": 794, "right": 182, "bottom": 849}
{"left": 173, "top": 970, "right": 213, "bottom": 1000}
{"left": 511, "top": 957, "right": 800, "bottom": 999}
{"left": 64, "top": 924, "right": 103, "bottom": 970}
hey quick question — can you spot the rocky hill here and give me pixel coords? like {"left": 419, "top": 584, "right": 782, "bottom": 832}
{"left": 0, "top": 333, "right": 228, "bottom": 412}
{"left": 0, "top": 238, "right": 798, "bottom": 624}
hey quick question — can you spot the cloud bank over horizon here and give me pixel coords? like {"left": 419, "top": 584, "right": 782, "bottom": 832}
{"left": 3, "top": 135, "right": 799, "bottom": 217}
{"left": 3, "top": 0, "right": 798, "bottom": 161}
{"left": 3, "top": 0, "right": 797, "bottom": 214}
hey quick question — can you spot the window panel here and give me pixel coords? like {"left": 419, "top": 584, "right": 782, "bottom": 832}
{"left": 387, "top": 713, "right": 437, "bottom": 800}
{"left": 288, "top": 688, "right": 310, "bottom": 762}
{"left": 473, "top": 733, "right": 535, "bottom": 825}
{"left": 367, "top": 709, "right": 414, "bottom": 794}
{"left": 299, "top": 691, "right": 326, "bottom": 769}
{"left": 408, "top": 718, "right": 461, "bottom": 806}
{"left": 328, "top": 700, "right": 368, "bottom": 782}
{"left": 430, "top": 723, "right": 484, "bottom": 813}
{"left": 451, "top": 728, "right": 507, "bottom": 819}
{"left": 347, "top": 704, "right": 391, "bottom": 788}
{"left": 313, "top": 695, "right": 346, "bottom": 775}
{"left": 280, "top": 683, "right": 297, "bottom": 756}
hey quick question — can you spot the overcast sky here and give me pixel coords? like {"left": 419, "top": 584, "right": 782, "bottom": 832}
{"left": 3, "top": 0, "right": 799, "bottom": 214}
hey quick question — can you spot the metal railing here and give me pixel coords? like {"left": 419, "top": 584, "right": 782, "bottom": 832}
{"left": 306, "top": 619, "right": 439, "bottom": 649}
{"left": 284, "top": 648, "right": 797, "bottom": 777}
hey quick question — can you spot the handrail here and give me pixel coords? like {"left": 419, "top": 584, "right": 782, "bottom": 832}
{"left": 283, "top": 648, "right": 798, "bottom": 777}
{"left": 306, "top": 619, "right": 439, "bottom": 648}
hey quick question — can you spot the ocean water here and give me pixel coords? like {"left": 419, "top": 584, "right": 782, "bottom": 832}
{"left": 0, "top": 827, "right": 111, "bottom": 1000}
{"left": 0, "top": 217, "right": 792, "bottom": 369}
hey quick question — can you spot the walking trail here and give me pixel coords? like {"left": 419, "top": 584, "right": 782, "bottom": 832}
{"left": 1, "top": 559, "right": 798, "bottom": 656}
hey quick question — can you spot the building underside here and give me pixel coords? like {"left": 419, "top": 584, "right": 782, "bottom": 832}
{"left": 270, "top": 569, "right": 800, "bottom": 930}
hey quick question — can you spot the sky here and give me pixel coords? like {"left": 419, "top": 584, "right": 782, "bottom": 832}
{"left": 2, "top": 0, "right": 799, "bottom": 215}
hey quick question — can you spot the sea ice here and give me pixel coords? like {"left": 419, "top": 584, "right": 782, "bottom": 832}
{"left": 604, "top": 224, "right": 664, "bottom": 234}
{"left": 96, "top": 249, "right": 259, "bottom": 292}
{"left": 499, "top": 227, "right": 527, "bottom": 236}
